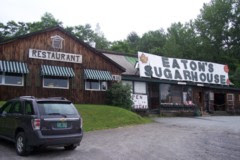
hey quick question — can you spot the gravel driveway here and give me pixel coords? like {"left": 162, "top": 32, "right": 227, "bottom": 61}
{"left": 0, "top": 116, "right": 240, "bottom": 160}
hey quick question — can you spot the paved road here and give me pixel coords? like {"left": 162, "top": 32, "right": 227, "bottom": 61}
{"left": 0, "top": 116, "right": 240, "bottom": 160}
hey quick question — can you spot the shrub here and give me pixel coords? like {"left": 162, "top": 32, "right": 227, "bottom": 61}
{"left": 106, "top": 82, "right": 133, "bottom": 110}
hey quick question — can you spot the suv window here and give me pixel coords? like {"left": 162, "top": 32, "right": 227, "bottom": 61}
{"left": 37, "top": 102, "right": 77, "bottom": 115}
{"left": 10, "top": 101, "right": 23, "bottom": 114}
{"left": 1, "top": 102, "right": 12, "bottom": 115}
{"left": 25, "top": 101, "right": 35, "bottom": 115}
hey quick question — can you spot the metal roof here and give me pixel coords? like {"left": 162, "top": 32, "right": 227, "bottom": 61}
{"left": 103, "top": 53, "right": 138, "bottom": 75}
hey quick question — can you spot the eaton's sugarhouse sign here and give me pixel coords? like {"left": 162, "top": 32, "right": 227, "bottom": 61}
{"left": 29, "top": 49, "right": 82, "bottom": 63}
{"left": 138, "top": 52, "right": 230, "bottom": 85}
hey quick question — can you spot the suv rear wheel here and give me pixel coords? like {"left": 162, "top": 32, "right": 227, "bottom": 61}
{"left": 16, "top": 132, "right": 30, "bottom": 156}
{"left": 64, "top": 144, "right": 77, "bottom": 150}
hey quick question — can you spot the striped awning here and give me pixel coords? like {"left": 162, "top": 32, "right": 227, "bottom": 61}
{"left": 41, "top": 65, "right": 75, "bottom": 77}
{"left": 84, "top": 69, "right": 113, "bottom": 80}
{"left": 0, "top": 60, "right": 29, "bottom": 74}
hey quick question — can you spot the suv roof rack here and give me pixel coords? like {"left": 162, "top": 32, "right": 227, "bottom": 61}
{"left": 48, "top": 97, "right": 67, "bottom": 100}
{"left": 19, "top": 96, "right": 35, "bottom": 99}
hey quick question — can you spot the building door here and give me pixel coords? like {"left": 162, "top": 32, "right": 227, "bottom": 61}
{"left": 204, "top": 92, "right": 210, "bottom": 112}
{"left": 148, "top": 82, "right": 160, "bottom": 110}
{"left": 193, "top": 88, "right": 204, "bottom": 111}
{"left": 214, "top": 93, "right": 226, "bottom": 111}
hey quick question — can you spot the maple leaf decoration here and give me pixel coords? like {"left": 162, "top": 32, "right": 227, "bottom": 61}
{"left": 140, "top": 54, "right": 148, "bottom": 63}
{"left": 224, "top": 65, "right": 229, "bottom": 73}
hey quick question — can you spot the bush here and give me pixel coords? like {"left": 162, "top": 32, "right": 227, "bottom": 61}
{"left": 106, "top": 82, "right": 133, "bottom": 110}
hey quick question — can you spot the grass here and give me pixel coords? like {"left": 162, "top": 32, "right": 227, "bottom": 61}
{"left": 0, "top": 101, "right": 151, "bottom": 132}
{"left": 76, "top": 104, "right": 151, "bottom": 132}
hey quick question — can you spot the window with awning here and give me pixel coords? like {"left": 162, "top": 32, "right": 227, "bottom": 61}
{"left": 84, "top": 69, "right": 113, "bottom": 91}
{"left": 41, "top": 65, "right": 75, "bottom": 77}
{"left": 0, "top": 60, "right": 29, "bottom": 74}
{"left": 0, "top": 60, "right": 29, "bottom": 86}
{"left": 84, "top": 69, "right": 113, "bottom": 81}
{"left": 41, "top": 65, "right": 75, "bottom": 89}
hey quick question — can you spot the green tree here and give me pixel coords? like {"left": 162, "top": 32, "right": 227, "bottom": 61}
{"left": 64, "top": 24, "right": 110, "bottom": 49}
{"left": 195, "top": 0, "right": 238, "bottom": 62}
{"left": 163, "top": 22, "right": 201, "bottom": 59}
{"left": 138, "top": 29, "right": 166, "bottom": 55}
{"left": 106, "top": 83, "right": 133, "bottom": 110}
{"left": 126, "top": 32, "right": 140, "bottom": 53}
{"left": 195, "top": 0, "right": 240, "bottom": 83}
{"left": 0, "top": 13, "right": 110, "bottom": 49}
{"left": 0, "top": 12, "right": 62, "bottom": 41}
{"left": 231, "top": 66, "right": 240, "bottom": 87}
{"left": 110, "top": 40, "right": 133, "bottom": 53}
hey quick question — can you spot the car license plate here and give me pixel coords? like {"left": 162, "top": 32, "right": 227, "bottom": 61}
{"left": 56, "top": 122, "right": 67, "bottom": 128}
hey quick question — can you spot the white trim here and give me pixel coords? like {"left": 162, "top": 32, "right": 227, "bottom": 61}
{"left": 177, "top": 82, "right": 187, "bottom": 85}
{"left": 227, "top": 93, "right": 234, "bottom": 101}
{"left": 0, "top": 72, "right": 24, "bottom": 87}
{"left": 43, "top": 76, "right": 69, "bottom": 89}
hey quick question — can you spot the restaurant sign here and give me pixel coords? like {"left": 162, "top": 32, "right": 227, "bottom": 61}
{"left": 138, "top": 52, "right": 230, "bottom": 85}
{"left": 29, "top": 49, "right": 82, "bottom": 63}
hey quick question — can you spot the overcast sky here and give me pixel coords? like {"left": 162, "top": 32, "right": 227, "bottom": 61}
{"left": 0, "top": 0, "right": 210, "bottom": 41}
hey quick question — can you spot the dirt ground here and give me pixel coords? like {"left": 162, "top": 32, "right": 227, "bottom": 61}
{"left": 0, "top": 116, "right": 240, "bottom": 160}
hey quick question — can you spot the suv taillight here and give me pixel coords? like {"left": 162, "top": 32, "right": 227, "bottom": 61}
{"left": 32, "top": 119, "right": 41, "bottom": 130}
{"left": 80, "top": 117, "right": 83, "bottom": 129}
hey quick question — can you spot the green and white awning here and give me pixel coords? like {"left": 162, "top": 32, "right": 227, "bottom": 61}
{"left": 0, "top": 60, "right": 29, "bottom": 74}
{"left": 84, "top": 69, "right": 113, "bottom": 80}
{"left": 41, "top": 65, "right": 75, "bottom": 77}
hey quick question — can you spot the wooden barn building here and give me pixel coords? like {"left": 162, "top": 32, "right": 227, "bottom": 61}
{"left": 0, "top": 26, "right": 240, "bottom": 115}
{"left": 0, "top": 26, "right": 125, "bottom": 104}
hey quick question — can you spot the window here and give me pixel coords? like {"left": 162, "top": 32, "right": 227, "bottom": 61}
{"left": 0, "top": 102, "right": 12, "bottom": 115}
{"left": 0, "top": 73, "right": 2, "bottom": 84}
{"left": 134, "top": 82, "right": 146, "bottom": 94}
{"left": 160, "top": 84, "right": 171, "bottom": 104}
{"left": 85, "top": 80, "right": 100, "bottom": 90}
{"left": 160, "top": 84, "right": 182, "bottom": 105}
{"left": 10, "top": 102, "right": 22, "bottom": 114}
{"left": 25, "top": 101, "right": 34, "bottom": 115}
{"left": 85, "top": 80, "right": 108, "bottom": 91}
{"left": 183, "top": 87, "right": 193, "bottom": 105}
{"left": 37, "top": 102, "right": 77, "bottom": 115}
{"left": 0, "top": 73, "right": 24, "bottom": 86}
{"left": 122, "top": 80, "right": 133, "bottom": 92}
{"left": 209, "top": 92, "right": 214, "bottom": 100}
{"left": 227, "top": 94, "right": 234, "bottom": 101}
{"left": 227, "top": 93, "right": 234, "bottom": 105}
{"left": 43, "top": 77, "right": 69, "bottom": 89}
